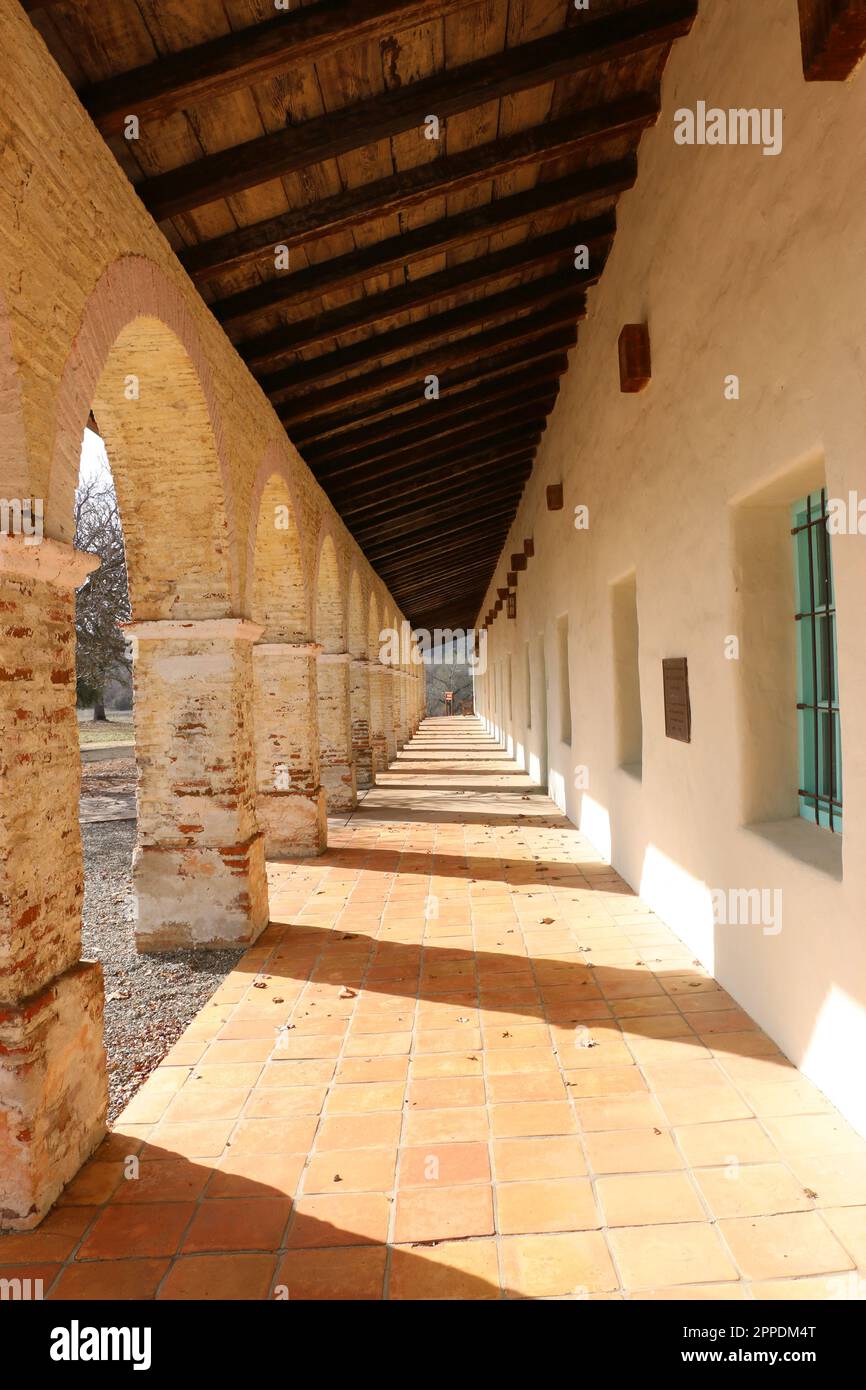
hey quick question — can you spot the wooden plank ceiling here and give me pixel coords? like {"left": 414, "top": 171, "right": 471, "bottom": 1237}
{"left": 28, "top": 0, "right": 697, "bottom": 631}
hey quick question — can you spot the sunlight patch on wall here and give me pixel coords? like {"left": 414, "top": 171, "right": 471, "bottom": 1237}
{"left": 639, "top": 845, "right": 716, "bottom": 972}
{"left": 801, "top": 986, "right": 866, "bottom": 1139}
{"left": 547, "top": 766, "right": 567, "bottom": 814}
{"left": 579, "top": 795, "right": 612, "bottom": 863}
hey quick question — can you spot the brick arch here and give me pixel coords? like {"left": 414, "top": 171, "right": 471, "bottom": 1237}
{"left": 347, "top": 567, "right": 366, "bottom": 659}
{"left": 0, "top": 290, "right": 28, "bottom": 503}
{"left": 246, "top": 446, "right": 307, "bottom": 643}
{"left": 313, "top": 528, "right": 345, "bottom": 653}
{"left": 367, "top": 588, "right": 383, "bottom": 662}
{"left": 47, "top": 255, "right": 238, "bottom": 619}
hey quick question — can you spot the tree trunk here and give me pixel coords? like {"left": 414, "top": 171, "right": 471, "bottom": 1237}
{"left": 93, "top": 699, "right": 107, "bottom": 722}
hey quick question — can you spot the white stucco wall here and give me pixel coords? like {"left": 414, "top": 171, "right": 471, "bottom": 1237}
{"left": 476, "top": 0, "right": 866, "bottom": 1136}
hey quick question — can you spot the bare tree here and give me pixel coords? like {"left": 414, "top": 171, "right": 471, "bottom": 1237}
{"left": 426, "top": 659, "right": 474, "bottom": 716}
{"left": 74, "top": 474, "right": 131, "bottom": 721}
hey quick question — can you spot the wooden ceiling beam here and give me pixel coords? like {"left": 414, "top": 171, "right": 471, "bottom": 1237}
{"left": 289, "top": 347, "right": 571, "bottom": 445}
{"left": 306, "top": 390, "right": 554, "bottom": 471}
{"left": 139, "top": 1, "right": 692, "bottom": 218}
{"left": 385, "top": 582, "right": 501, "bottom": 617}
{"left": 393, "top": 555, "right": 505, "bottom": 598}
{"left": 217, "top": 165, "right": 630, "bottom": 324}
{"left": 327, "top": 436, "right": 540, "bottom": 516}
{"left": 408, "top": 599, "right": 487, "bottom": 629}
{"left": 392, "top": 586, "right": 495, "bottom": 618}
{"left": 392, "top": 593, "right": 493, "bottom": 627}
{"left": 360, "top": 498, "right": 529, "bottom": 563}
{"left": 366, "top": 502, "right": 520, "bottom": 565}
{"left": 380, "top": 544, "right": 509, "bottom": 594}
{"left": 274, "top": 301, "right": 583, "bottom": 424}
{"left": 400, "top": 582, "right": 492, "bottom": 616}
{"left": 316, "top": 413, "right": 546, "bottom": 488}
{"left": 182, "top": 112, "right": 645, "bottom": 284}
{"left": 264, "top": 276, "right": 580, "bottom": 405}
{"left": 236, "top": 215, "right": 612, "bottom": 359}
{"left": 337, "top": 449, "right": 538, "bottom": 521}
{"left": 301, "top": 371, "right": 560, "bottom": 461}
{"left": 350, "top": 471, "right": 533, "bottom": 541}
{"left": 81, "top": 1, "right": 481, "bottom": 137}
{"left": 394, "top": 567, "right": 499, "bottom": 606}
{"left": 376, "top": 528, "right": 511, "bottom": 581}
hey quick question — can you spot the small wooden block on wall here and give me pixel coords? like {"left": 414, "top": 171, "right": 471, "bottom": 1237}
{"left": 618, "top": 323, "right": 651, "bottom": 393}
{"left": 524, "top": 538, "right": 535, "bottom": 557}
{"left": 546, "top": 483, "right": 563, "bottom": 510}
{"left": 798, "top": 0, "right": 866, "bottom": 80}
{"left": 511, "top": 553, "right": 527, "bottom": 571}
{"left": 507, "top": 592, "right": 517, "bottom": 620}
{"left": 507, "top": 571, "right": 517, "bottom": 587}
{"left": 662, "top": 658, "right": 691, "bottom": 743}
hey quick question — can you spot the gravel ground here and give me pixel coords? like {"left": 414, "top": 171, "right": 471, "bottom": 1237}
{"left": 79, "top": 756, "right": 137, "bottom": 797}
{"left": 80, "top": 820, "right": 244, "bottom": 1123}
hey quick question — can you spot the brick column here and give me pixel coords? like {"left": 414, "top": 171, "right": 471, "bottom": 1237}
{"left": 253, "top": 642, "right": 326, "bottom": 857}
{"left": 383, "top": 667, "right": 398, "bottom": 764}
{"left": 413, "top": 671, "right": 424, "bottom": 730}
{"left": 396, "top": 671, "right": 410, "bottom": 747}
{"left": 369, "top": 663, "right": 388, "bottom": 775}
{"left": 126, "top": 619, "right": 270, "bottom": 952}
{"left": 0, "top": 537, "right": 108, "bottom": 1230}
{"left": 349, "top": 656, "right": 376, "bottom": 789}
{"left": 317, "top": 651, "right": 357, "bottom": 812}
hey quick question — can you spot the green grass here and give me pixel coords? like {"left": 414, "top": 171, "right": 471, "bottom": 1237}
{"left": 78, "top": 717, "right": 135, "bottom": 747}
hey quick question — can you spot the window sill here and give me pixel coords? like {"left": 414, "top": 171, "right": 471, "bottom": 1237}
{"left": 745, "top": 817, "right": 843, "bottom": 882}
{"left": 619, "top": 761, "right": 643, "bottom": 784}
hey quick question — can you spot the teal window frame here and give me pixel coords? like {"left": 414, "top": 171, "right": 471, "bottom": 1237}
{"left": 791, "top": 488, "right": 842, "bottom": 831}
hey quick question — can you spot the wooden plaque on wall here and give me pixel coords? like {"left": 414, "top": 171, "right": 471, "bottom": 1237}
{"left": 546, "top": 483, "right": 564, "bottom": 511}
{"left": 618, "top": 323, "right": 651, "bottom": 393}
{"left": 662, "top": 658, "right": 691, "bottom": 742}
{"left": 507, "top": 591, "right": 517, "bottom": 620}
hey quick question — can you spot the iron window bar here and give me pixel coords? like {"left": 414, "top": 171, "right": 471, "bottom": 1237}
{"left": 792, "top": 487, "right": 841, "bottom": 832}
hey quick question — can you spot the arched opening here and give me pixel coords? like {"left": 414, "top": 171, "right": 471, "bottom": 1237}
{"left": 249, "top": 470, "right": 306, "bottom": 643}
{"left": 347, "top": 569, "right": 375, "bottom": 788}
{"left": 314, "top": 532, "right": 345, "bottom": 654}
{"left": 248, "top": 465, "right": 325, "bottom": 857}
{"left": 367, "top": 589, "right": 388, "bottom": 775}
{"left": 88, "top": 318, "right": 232, "bottom": 620}
{"left": 347, "top": 569, "right": 366, "bottom": 658}
{"left": 314, "top": 532, "right": 356, "bottom": 811}
{"left": 0, "top": 296, "right": 110, "bottom": 1230}
{"left": 52, "top": 278, "right": 267, "bottom": 1123}
{"left": 381, "top": 606, "right": 399, "bottom": 764}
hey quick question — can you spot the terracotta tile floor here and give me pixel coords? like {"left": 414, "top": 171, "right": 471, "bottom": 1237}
{"left": 5, "top": 717, "right": 866, "bottom": 1300}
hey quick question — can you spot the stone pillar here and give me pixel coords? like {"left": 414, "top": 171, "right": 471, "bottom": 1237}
{"left": 253, "top": 642, "right": 326, "bottom": 857}
{"left": 396, "top": 672, "right": 410, "bottom": 747}
{"left": 349, "top": 656, "right": 376, "bottom": 789}
{"left": 126, "top": 619, "right": 270, "bottom": 952}
{"left": 383, "top": 667, "right": 398, "bottom": 764}
{"left": 0, "top": 537, "right": 108, "bottom": 1230}
{"left": 369, "top": 663, "right": 388, "bottom": 775}
{"left": 317, "top": 651, "right": 357, "bottom": 812}
{"left": 413, "top": 672, "right": 424, "bottom": 730}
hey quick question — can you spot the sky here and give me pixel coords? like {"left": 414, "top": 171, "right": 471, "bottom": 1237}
{"left": 76, "top": 429, "right": 476, "bottom": 660}
{"left": 78, "top": 426, "right": 112, "bottom": 488}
